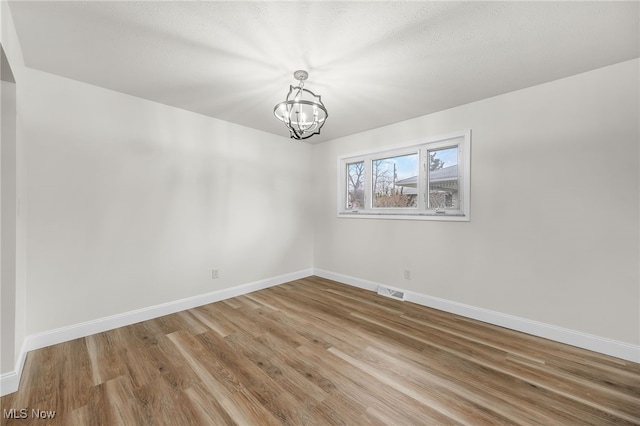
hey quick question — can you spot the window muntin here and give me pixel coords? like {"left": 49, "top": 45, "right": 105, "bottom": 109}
{"left": 338, "top": 130, "right": 470, "bottom": 221}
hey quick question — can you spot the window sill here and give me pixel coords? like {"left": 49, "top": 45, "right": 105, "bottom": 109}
{"left": 337, "top": 211, "right": 470, "bottom": 221}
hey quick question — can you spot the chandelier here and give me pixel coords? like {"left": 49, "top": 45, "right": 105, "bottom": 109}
{"left": 273, "top": 70, "right": 328, "bottom": 140}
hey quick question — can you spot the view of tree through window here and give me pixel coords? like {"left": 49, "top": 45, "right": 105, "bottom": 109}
{"left": 428, "top": 147, "right": 459, "bottom": 209}
{"left": 372, "top": 153, "right": 418, "bottom": 208}
{"left": 347, "top": 161, "right": 365, "bottom": 209}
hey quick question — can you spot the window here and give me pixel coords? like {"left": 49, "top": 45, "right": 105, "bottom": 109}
{"left": 372, "top": 153, "right": 419, "bottom": 208}
{"left": 338, "top": 130, "right": 470, "bottom": 221}
{"left": 346, "top": 161, "right": 365, "bottom": 210}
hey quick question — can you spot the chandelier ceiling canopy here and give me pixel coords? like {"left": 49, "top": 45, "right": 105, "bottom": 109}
{"left": 273, "top": 70, "right": 328, "bottom": 140}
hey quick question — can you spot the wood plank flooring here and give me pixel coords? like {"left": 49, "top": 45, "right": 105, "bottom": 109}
{"left": 2, "top": 276, "right": 639, "bottom": 425}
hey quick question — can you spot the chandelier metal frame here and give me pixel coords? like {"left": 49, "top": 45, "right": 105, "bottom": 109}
{"left": 273, "top": 70, "right": 328, "bottom": 140}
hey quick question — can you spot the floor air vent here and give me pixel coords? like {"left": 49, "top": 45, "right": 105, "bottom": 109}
{"left": 377, "top": 286, "right": 406, "bottom": 301}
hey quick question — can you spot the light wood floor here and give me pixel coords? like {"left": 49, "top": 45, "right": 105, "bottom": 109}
{"left": 2, "top": 276, "right": 639, "bottom": 425}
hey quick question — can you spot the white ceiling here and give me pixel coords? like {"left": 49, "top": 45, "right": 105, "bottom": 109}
{"left": 8, "top": 1, "right": 640, "bottom": 143}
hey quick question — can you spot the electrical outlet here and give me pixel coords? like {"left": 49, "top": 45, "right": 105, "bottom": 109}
{"left": 404, "top": 269, "right": 411, "bottom": 280}
{"left": 212, "top": 269, "right": 220, "bottom": 279}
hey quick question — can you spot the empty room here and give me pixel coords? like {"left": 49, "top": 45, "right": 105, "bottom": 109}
{"left": 1, "top": 1, "right": 639, "bottom": 424}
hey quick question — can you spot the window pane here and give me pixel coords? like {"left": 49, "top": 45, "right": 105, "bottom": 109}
{"left": 346, "top": 161, "right": 365, "bottom": 210}
{"left": 428, "top": 147, "right": 459, "bottom": 209}
{"left": 372, "top": 153, "right": 418, "bottom": 208}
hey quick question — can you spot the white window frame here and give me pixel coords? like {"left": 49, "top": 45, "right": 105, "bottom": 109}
{"left": 337, "top": 130, "right": 471, "bottom": 221}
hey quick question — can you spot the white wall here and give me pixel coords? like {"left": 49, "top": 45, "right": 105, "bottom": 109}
{"left": 1, "top": 76, "right": 17, "bottom": 374}
{"left": 22, "top": 68, "right": 313, "bottom": 335}
{"left": 313, "top": 59, "right": 640, "bottom": 346}
{"left": 1, "top": 0, "right": 27, "bottom": 379}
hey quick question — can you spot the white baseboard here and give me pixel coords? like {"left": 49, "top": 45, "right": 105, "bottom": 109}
{"left": 313, "top": 269, "right": 379, "bottom": 292}
{"left": 0, "top": 340, "right": 28, "bottom": 396}
{"left": 0, "top": 371, "right": 19, "bottom": 396}
{"left": 313, "top": 268, "right": 640, "bottom": 363}
{"left": 0, "top": 268, "right": 313, "bottom": 396}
